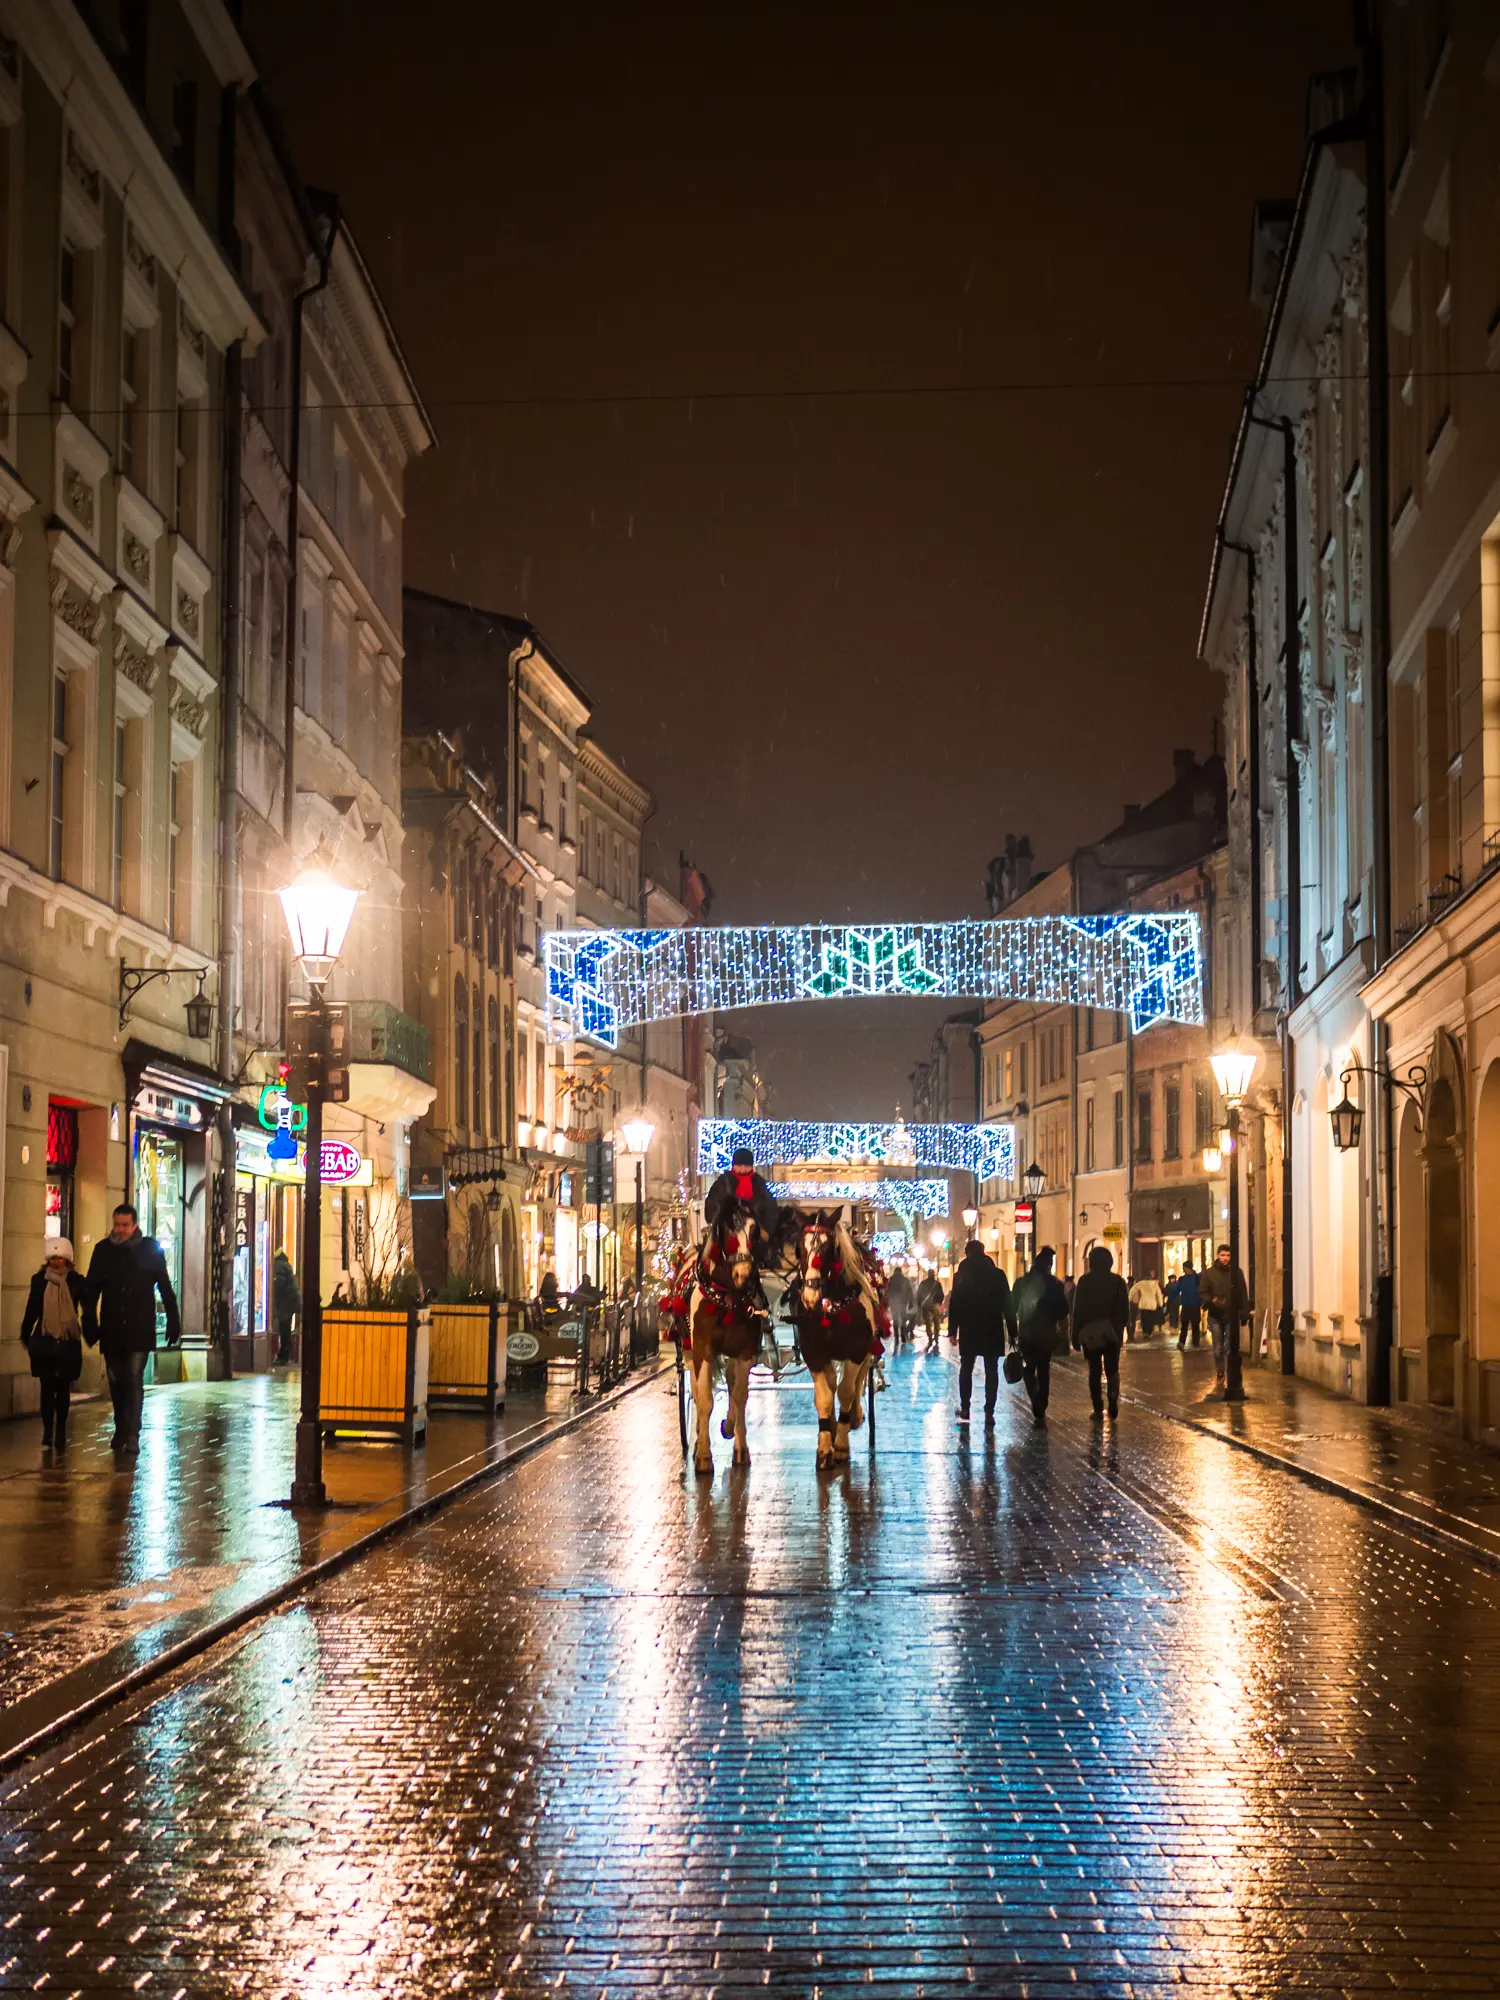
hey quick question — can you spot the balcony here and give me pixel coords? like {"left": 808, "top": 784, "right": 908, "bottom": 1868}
{"left": 349, "top": 1000, "right": 432, "bottom": 1083}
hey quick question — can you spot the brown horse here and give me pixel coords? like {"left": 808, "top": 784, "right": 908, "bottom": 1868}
{"left": 666, "top": 1210, "right": 765, "bottom": 1473}
{"left": 784, "top": 1207, "right": 885, "bottom": 1465}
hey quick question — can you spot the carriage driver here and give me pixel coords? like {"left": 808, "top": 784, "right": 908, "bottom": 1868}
{"left": 703, "top": 1146, "right": 781, "bottom": 1244}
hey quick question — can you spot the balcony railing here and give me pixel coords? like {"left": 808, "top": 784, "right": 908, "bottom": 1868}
{"left": 349, "top": 1000, "right": 432, "bottom": 1083}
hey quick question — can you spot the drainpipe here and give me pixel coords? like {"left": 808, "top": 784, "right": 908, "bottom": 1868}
{"left": 1357, "top": 0, "right": 1396, "bottom": 1405}
{"left": 282, "top": 204, "right": 341, "bottom": 846}
{"left": 1222, "top": 531, "right": 1263, "bottom": 1328}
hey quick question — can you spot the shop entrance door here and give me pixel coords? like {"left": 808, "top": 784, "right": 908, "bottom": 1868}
{"left": 135, "top": 1128, "right": 184, "bottom": 1340}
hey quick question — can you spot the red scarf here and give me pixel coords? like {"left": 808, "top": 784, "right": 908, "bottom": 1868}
{"left": 734, "top": 1172, "right": 755, "bottom": 1202}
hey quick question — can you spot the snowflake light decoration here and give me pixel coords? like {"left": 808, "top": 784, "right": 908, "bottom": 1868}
{"left": 699, "top": 1118, "right": 1014, "bottom": 1183}
{"left": 766, "top": 1179, "right": 951, "bottom": 1218}
{"left": 544, "top": 913, "right": 1202, "bottom": 1048}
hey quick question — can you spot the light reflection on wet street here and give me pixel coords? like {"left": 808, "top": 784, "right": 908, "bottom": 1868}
{"left": 2, "top": 1346, "right": 1499, "bottom": 1996}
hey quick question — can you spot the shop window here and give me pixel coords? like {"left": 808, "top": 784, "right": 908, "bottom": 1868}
{"left": 46, "top": 1101, "right": 79, "bottom": 1242}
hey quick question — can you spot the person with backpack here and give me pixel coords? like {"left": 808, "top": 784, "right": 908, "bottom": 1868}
{"left": 1011, "top": 1246, "right": 1068, "bottom": 1426}
{"left": 1071, "top": 1244, "right": 1130, "bottom": 1420}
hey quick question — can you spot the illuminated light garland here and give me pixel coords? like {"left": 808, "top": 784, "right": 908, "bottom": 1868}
{"left": 699, "top": 1117, "right": 1014, "bottom": 1184}
{"left": 544, "top": 913, "right": 1203, "bottom": 1049}
{"left": 766, "top": 1179, "right": 951, "bottom": 1217}
{"left": 871, "top": 1230, "right": 912, "bottom": 1263}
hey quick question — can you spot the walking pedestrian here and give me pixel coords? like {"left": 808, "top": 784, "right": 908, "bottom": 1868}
{"left": 1164, "top": 1272, "right": 1181, "bottom": 1333}
{"left": 1177, "top": 1261, "right": 1202, "bottom": 1349}
{"left": 82, "top": 1203, "right": 179, "bottom": 1457}
{"left": 1071, "top": 1244, "right": 1129, "bottom": 1420}
{"left": 1200, "top": 1244, "right": 1249, "bottom": 1393}
{"left": 272, "top": 1249, "right": 301, "bottom": 1365}
{"left": 1128, "top": 1271, "right": 1164, "bottom": 1340}
{"left": 19, "top": 1238, "right": 85, "bottom": 1452}
{"left": 1011, "top": 1246, "right": 1068, "bottom": 1426}
{"left": 886, "top": 1263, "right": 915, "bottom": 1344}
{"left": 948, "top": 1239, "right": 1017, "bottom": 1429}
{"left": 916, "top": 1267, "right": 945, "bottom": 1348}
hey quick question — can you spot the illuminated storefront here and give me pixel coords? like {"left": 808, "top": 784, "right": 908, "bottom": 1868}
{"left": 124, "top": 1047, "right": 234, "bottom": 1347}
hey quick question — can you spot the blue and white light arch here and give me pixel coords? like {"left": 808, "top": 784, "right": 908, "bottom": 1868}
{"left": 699, "top": 1117, "right": 1015, "bottom": 1184}
{"left": 544, "top": 914, "right": 1202, "bottom": 1049}
{"left": 767, "top": 1179, "right": 951, "bottom": 1218}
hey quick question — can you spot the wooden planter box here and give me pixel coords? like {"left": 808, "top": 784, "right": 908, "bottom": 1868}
{"left": 320, "top": 1305, "right": 430, "bottom": 1445}
{"left": 428, "top": 1300, "right": 507, "bottom": 1416}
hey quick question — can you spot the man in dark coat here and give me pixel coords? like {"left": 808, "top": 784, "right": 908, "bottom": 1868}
{"left": 1011, "top": 1246, "right": 1068, "bottom": 1426}
{"left": 83, "top": 1203, "right": 179, "bottom": 1456}
{"left": 947, "top": 1239, "right": 1017, "bottom": 1428}
{"left": 1071, "top": 1244, "right": 1130, "bottom": 1419}
{"left": 1200, "top": 1244, "right": 1250, "bottom": 1393}
{"left": 702, "top": 1146, "right": 781, "bottom": 1244}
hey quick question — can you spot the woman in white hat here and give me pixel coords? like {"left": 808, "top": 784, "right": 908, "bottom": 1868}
{"left": 20, "top": 1238, "right": 85, "bottom": 1450}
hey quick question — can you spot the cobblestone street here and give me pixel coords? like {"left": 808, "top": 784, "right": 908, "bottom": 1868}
{"left": 3, "top": 1344, "right": 1499, "bottom": 1996}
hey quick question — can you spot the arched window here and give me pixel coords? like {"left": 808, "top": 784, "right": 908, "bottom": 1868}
{"left": 473, "top": 1013, "right": 484, "bottom": 1133}
{"left": 488, "top": 995, "right": 501, "bottom": 1134}
{"left": 452, "top": 849, "right": 466, "bottom": 945}
{"left": 454, "top": 974, "right": 469, "bottom": 1128}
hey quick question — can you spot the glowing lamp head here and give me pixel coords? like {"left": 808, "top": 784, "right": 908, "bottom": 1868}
{"left": 1022, "top": 1160, "right": 1045, "bottom": 1201}
{"left": 279, "top": 862, "right": 359, "bottom": 988}
{"left": 961, "top": 1205, "right": 979, "bottom": 1229}
{"left": 1202, "top": 1144, "right": 1222, "bottom": 1175}
{"left": 1210, "top": 1042, "right": 1260, "bottom": 1108}
{"left": 620, "top": 1111, "right": 656, "bottom": 1156}
{"left": 1329, "top": 1091, "right": 1363, "bottom": 1154}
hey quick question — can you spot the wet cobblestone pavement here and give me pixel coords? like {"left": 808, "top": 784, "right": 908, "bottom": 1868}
{"left": 3, "top": 1345, "right": 1500, "bottom": 1996}
{"left": 0, "top": 1371, "right": 607, "bottom": 1752}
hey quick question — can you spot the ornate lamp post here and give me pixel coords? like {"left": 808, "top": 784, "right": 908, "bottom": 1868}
{"left": 961, "top": 1204, "right": 979, "bottom": 1242}
{"left": 279, "top": 860, "right": 359, "bottom": 1506}
{"left": 1209, "top": 1041, "right": 1259, "bottom": 1401}
{"left": 619, "top": 1109, "right": 655, "bottom": 1295}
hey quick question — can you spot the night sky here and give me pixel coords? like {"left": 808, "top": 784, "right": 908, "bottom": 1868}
{"left": 249, "top": 0, "right": 1351, "bottom": 1116}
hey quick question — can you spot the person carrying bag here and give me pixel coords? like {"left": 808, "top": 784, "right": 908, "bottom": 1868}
{"left": 20, "top": 1238, "right": 85, "bottom": 1451}
{"left": 1071, "top": 1244, "right": 1129, "bottom": 1420}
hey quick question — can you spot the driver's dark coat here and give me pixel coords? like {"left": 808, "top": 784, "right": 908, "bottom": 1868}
{"left": 703, "top": 1169, "right": 780, "bottom": 1241}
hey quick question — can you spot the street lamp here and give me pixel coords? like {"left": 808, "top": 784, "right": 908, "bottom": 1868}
{"left": 961, "top": 1203, "right": 979, "bottom": 1240}
{"left": 1208, "top": 1041, "right": 1259, "bottom": 1401}
{"left": 619, "top": 1108, "right": 655, "bottom": 1295}
{"left": 280, "top": 857, "right": 360, "bottom": 1506}
{"left": 1022, "top": 1160, "right": 1044, "bottom": 1201}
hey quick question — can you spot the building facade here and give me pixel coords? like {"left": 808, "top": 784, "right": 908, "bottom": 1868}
{"left": 0, "top": 0, "right": 262, "bottom": 1410}
{"left": 1362, "top": 0, "right": 1500, "bottom": 1439}
{"left": 273, "top": 219, "right": 434, "bottom": 1308}
{"left": 400, "top": 729, "right": 530, "bottom": 1299}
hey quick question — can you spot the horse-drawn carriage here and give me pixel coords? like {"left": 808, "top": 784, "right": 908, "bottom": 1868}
{"left": 659, "top": 1202, "right": 891, "bottom": 1473}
